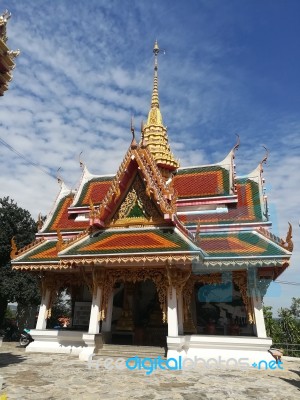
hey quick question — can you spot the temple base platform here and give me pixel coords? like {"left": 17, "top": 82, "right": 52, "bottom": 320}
{"left": 26, "top": 330, "right": 103, "bottom": 360}
{"left": 167, "top": 335, "right": 274, "bottom": 366}
{"left": 26, "top": 331, "right": 274, "bottom": 366}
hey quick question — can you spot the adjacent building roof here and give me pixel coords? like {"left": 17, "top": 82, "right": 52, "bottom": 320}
{"left": 178, "top": 177, "right": 264, "bottom": 227}
{"left": 0, "top": 10, "right": 19, "bottom": 96}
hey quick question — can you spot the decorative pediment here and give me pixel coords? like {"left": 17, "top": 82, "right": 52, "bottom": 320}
{"left": 109, "top": 173, "right": 164, "bottom": 227}
{"left": 89, "top": 145, "right": 177, "bottom": 228}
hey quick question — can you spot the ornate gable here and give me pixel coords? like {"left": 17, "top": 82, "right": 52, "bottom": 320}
{"left": 109, "top": 173, "right": 164, "bottom": 227}
{"left": 89, "top": 144, "right": 177, "bottom": 229}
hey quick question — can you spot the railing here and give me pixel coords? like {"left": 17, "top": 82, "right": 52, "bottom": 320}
{"left": 272, "top": 343, "right": 300, "bottom": 358}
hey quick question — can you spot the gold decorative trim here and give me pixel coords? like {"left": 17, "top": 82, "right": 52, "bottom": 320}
{"left": 61, "top": 229, "right": 90, "bottom": 251}
{"left": 10, "top": 236, "right": 17, "bottom": 259}
{"left": 258, "top": 224, "right": 293, "bottom": 253}
{"left": 12, "top": 237, "right": 45, "bottom": 259}
{"left": 280, "top": 222, "right": 293, "bottom": 252}
{"left": 59, "top": 254, "right": 198, "bottom": 268}
{"left": 182, "top": 274, "right": 222, "bottom": 322}
{"left": 56, "top": 229, "right": 63, "bottom": 252}
{"left": 233, "top": 271, "right": 254, "bottom": 324}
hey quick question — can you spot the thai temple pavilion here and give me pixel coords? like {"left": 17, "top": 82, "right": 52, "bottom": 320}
{"left": 0, "top": 10, "right": 19, "bottom": 96}
{"left": 12, "top": 41, "right": 293, "bottom": 362}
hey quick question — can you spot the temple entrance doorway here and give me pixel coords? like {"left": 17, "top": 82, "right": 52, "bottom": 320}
{"left": 111, "top": 280, "right": 166, "bottom": 346}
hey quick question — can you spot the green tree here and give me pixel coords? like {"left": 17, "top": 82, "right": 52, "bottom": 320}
{"left": 290, "top": 297, "right": 300, "bottom": 318}
{"left": 278, "top": 307, "right": 300, "bottom": 344}
{"left": 47, "top": 290, "right": 71, "bottom": 328}
{"left": 263, "top": 306, "right": 281, "bottom": 342}
{"left": 0, "top": 197, "right": 41, "bottom": 328}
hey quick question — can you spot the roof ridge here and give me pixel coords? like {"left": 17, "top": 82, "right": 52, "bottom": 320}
{"left": 257, "top": 225, "right": 293, "bottom": 253}
{"left": 12, "top": 237, "right": 45, "bottom": 260}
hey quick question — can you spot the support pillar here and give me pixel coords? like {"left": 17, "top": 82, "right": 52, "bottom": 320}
{"left": 36, "top": 288, "right": 51, "bottom": 330}
{"left": 177, "top": 292, "right": 184, "bottom": 335}
{"left": 167, "top": 286, "right": 178, "bottom": 337}
{"left": 101, "top": 290, "right": 114, "bottom": 344}
{"left": 79, "top": 286, "right": 103, "bottom": 361}
{"left": 88, "top": 286, "right": 102, "bottom": 334}
{"left": 252, "top": 289, "right": 267, "bottom": 338}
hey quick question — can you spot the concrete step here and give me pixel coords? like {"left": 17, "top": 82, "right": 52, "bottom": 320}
{"left": 96, "top": 344, "right": 166, "bottom": 358}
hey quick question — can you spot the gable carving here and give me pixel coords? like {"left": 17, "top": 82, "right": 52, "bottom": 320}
{"left": 110, "top": 174, "right": 163, "bottom": 226}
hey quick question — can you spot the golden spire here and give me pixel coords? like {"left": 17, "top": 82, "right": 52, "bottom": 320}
{"left": 142, "top": 40, "right": 179, "bottom": 175}
{"left": 146, "top": 40, "right": 164, "bottom": 126}
{"left": 151, "top": 40, "right": 160, "bottom": 109}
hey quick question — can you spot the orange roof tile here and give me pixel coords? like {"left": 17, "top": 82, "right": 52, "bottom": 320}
{"left": 174, "top": 166, "right": 230, "bottom": 199}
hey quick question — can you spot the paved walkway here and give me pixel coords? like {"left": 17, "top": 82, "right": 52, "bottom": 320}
{"left": 0, "top": 343, "right": 299, "bottom": 399}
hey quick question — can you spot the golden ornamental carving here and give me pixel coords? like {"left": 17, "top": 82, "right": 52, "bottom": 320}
{"left": 149, "top": 109, "right": 160, "bottom": 125}
{"left": 182, "top": 274, "right": 222, "bottom": 323}
{"left": 182, "top": 277, "right": 195, "bottom": 322}
{"left": 280, "top": 222, "right": 294, "bottom": 252}
{"left": 41, "top": 274, "right": 59, "bottom": 319}
{"left": 80, "top": 266, "right": 93, "bottom": 295}
{"left": 58, "top": 254, "right": 199, "bottom": 269}
{"left": 134, "top": 148, "right": 177, "bottom": 215}
{"left": 166, "top": 262, "right": 191, "bottom": 297}
{"left": 12, "top": 237, "right": 45, "bottom": 258}
{"left": 183, "top": 308, "right": 197, "bottom": 334}
{"left": 56, "top": 229, "right": 63, "bottom": 252}
{"left": 37, "top": 213, "right": 43, "bottom": 231}
{"left": 95, "top": 268, "right": 169, "bottom": 323}
{"left": 90, "top": 144, "right": 178, "bottom": 229}
{"left": 233, "top": 271, "right": 254, "bottom": 324}
{"left": 10, "top": 236, "right": 17, "bottom": 259}
{"left": 112, "top": 174, "right": 162, "bottom": 225}
{"left": 61, "top": 229, "right": 89, "bottom": 251}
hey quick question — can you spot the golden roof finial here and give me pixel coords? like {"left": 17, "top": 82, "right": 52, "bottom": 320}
{"left": 37, "top": 212, "right": 43, "bottom": 231}
{"left": 142, "top": 41, "right": 179, "bottom": 173}
{"left": 57, "top": 167, "right": 62, "bottom": 184}
{"left": 130, "top": 116, "right": 137, "bottom": 148}
{"left": 260, "top": 146, "right": 269, "bottom": 167}
{"left": 151, "top": 40, "right": 160, "bottom": 109}
{"left": 79, "top": 151, "right": 85, "bottom": 169}
{"left": 140, "top": 120, "right": 146, "bottom": 148}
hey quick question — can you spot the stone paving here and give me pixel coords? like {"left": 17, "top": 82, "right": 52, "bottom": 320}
{"left": 0, "top": 343, "right": 299, "bottom": 400}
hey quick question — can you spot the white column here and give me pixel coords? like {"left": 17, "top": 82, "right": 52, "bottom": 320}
{"left": 252, "top": 289, "right": 267, "bottom": 338}
{"left": 36, "top": 288, "right": 51, "bottom": 330}
{"left": 101, "top": 291, "right": 114, "bottom": 332}
{"left": 177, "top": 292, "right": 184, "bottom": 335}
{"left": 88, "top": 286, "right": 102, "bottom": 334}
{"left": 167, "top": 286, "right": 179, "bottom": 336}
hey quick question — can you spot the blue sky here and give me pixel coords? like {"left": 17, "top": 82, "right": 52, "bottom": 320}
{"left": 1, "top": 0, "right": 299, "bottom": 314}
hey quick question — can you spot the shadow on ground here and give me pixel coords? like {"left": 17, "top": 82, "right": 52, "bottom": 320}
{"left": 279, "top": 369, "right": 300, "bottom": 391}
{"left": 0, "top": 352, "right": 26, "bottom": 368}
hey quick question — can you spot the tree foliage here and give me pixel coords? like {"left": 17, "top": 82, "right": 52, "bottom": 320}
{"left": 0, "top": 197, "right": 41, "bottom": 326}
{"left": 290, "top": 297, "right": 300, "bottom": 318}
{"left": 263, "top": 306, "right": 281, "bottom": 342}
{"left": 264, "top": 299, "right": 300, "bottom": 356}
{"left": 47, "top": 291, "right": 71, "bottom": 328}
{"left": 277, "top": 307, "right": 300, "bottom": 343}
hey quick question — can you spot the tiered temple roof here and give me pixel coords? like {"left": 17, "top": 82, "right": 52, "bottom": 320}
{"left": 12, "top": 42, "right": 292, "bottom": 280}
{"left": 0, "top": 10, "right": 19, "bottom": 96}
